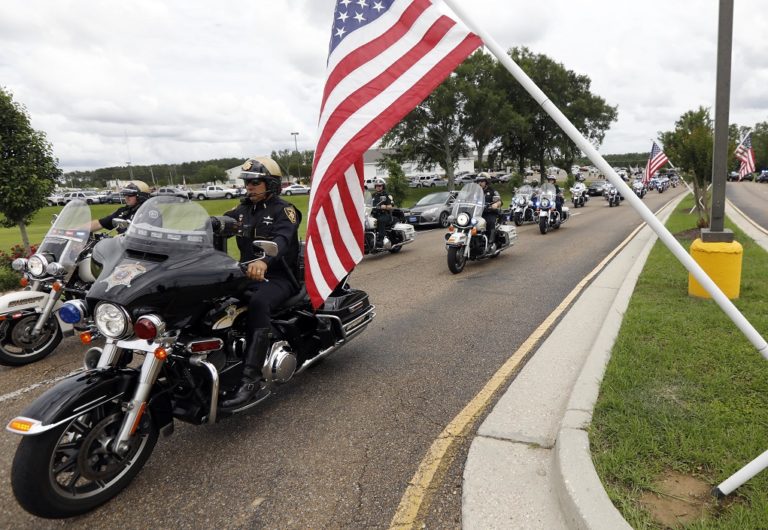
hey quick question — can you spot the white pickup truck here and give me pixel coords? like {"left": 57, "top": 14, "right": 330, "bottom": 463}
{"left": 192, "top": 185, "right": 238, "bottom": 200}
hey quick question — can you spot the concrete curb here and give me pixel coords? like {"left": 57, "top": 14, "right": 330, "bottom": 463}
{"left": 552, "top": 196, "right": 683, "bottom": 530}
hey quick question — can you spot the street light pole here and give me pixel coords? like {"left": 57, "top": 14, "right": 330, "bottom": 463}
{"left": 291, "top": 132, "right": 301, "bottom": 182}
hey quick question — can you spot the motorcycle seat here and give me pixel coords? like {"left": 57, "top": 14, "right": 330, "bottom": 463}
{"left": 274, "top": 285, "right": 309, "bottom": 312}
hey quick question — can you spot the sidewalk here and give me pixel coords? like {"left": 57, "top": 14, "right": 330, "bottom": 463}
{"left": 462, "top": 195, "right": 768, "bottom": 529}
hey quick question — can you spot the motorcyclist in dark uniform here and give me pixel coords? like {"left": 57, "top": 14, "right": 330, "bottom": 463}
{"left": 546, "top": 174, "right": 565, "bottom": 218}
{"left": 371, "top": 180, "right": 394, "bottom": 248}
{"left": 89, "top": 182, "right": 150, "bottom": 234}
{"left": 476, "top": 174, "right": 502, "bottom": 251}
{"left": 219, "top": 157, "right": 301, "bottom": 408}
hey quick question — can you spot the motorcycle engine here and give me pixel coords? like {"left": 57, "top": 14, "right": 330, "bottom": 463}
{"left": 264, "top": 340, "right": 297, "bottom": 383}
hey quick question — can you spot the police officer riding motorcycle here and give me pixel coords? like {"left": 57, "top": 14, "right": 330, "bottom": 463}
{"left": 219, "top": 157, "right": 302, "bottom": 408}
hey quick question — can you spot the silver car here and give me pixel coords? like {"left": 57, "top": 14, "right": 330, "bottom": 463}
{"left": 403, "top": 191, "right": 456, "bottom": 228}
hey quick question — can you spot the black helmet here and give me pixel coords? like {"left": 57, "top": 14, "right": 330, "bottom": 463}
{"left": 241, "top": 157, "right": 283, "bottom": 195}
{"left": 121, "top": 181, "right": 150, "bottom": 203}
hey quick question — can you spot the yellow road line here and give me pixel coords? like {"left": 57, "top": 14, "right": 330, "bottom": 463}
{"left": 389, "top": 199, "right": 676, "bottom": 529}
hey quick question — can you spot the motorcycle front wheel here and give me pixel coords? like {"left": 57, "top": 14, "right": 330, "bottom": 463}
{"left": 514, "top": 212, "right": 523, "bottom": 226}
{"left": 539, "top": 217, "right": 549, "bottom": 234}
{"left": 11, "top": 402, "right": 158, "bottom": 519}
{"left": 0, "top": 314, "right": 63, "bottom": 366}
{"left": 447, "top": 246, "right": 467, "bottom": 274}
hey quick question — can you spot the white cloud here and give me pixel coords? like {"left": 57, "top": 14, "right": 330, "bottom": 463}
{"left": 1, "top": 0, "right": 766, "bottom": 172}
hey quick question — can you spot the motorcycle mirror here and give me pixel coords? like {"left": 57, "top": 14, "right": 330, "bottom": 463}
{"left": 253, "top": 240, "right": 278, "bottom": 257}
{"left": 112, "top": 218, "right": 131, "bottom": 231}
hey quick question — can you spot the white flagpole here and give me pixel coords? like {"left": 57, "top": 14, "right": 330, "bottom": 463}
{"left": 441, "top": 0, "right": 768, "bottom": 358}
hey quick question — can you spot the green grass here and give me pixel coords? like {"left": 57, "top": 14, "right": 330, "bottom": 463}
{"left": 591, "top": 196, "right": 768, "bottom": 528}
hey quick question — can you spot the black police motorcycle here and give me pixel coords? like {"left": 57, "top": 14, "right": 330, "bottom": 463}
{"left": 444, "top": 183, "right": 517, "bottom": 274}
{"left": 0, "top": 200, "right": 103, "bottom": 366}
{"left": 363, "top": 191, "right": 415, "bottom": 254}
{"left": 6, "top": 196, "right": 375, "bottom": 519}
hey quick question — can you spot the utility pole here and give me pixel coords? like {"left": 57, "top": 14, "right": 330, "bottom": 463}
{"left": 703, "top": 0, "right": 734, "bottom": 243}
{"left": 291, "top": 132, "right": 301, "bottom": 182}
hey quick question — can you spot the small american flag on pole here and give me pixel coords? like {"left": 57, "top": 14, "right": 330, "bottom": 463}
{"left": 643, "top": 140, "right": 669, "bottom": 185}
{"left": 304, "top": 0, "right": 482, "bottom": 308}
{"left": 735, "top": 133, "right": 756, "bottom": 181}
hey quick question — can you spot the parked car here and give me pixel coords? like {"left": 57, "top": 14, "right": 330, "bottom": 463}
{"left": 403, "top": 191, "right": 455, "bottom": 228}
{"left": 151, "top": 187, "right": 194, "bottom": 199}
{"left": 495, "top": 173, "right": 513, "bottom": 183}
{"left": 364, "top": 177, "right": 389, "bottom": 190}
{"left": 757, "top": 170, "right": 768, "bottom": 183}
{"left": 282, "top": 184, "right": 310, "bottom": 195}
{"left": 60, "top": 191, "right": 105, "bottom": 205}
{"left": 102, "top": 191, "right": 125, "bottom": 204}
{"left": 46, "top": 194, "right": 64, "bottom": 206}
{"left": 408, "top": 175, "right": 446, "bottom": 188}
{"left": 587, "top": 180, "right": 608, "bottom": 196}
{"left": 456, "top": 174, "right": 477, "bottom": 184}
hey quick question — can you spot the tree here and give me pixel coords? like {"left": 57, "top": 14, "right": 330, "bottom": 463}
{"left": 381, "top": 74, "right": 472, "bottom": 188}
{"left": 377, "top": 156, "right": 409, "bottom": 207}
{"left": 197, "top": 164, "right": 226, "bottom": 184}
{"left": 0, "top": 87, "right": 60, "bottom": 252}
{"left": 660, "top": 107, "right": 713, "bottom": 227}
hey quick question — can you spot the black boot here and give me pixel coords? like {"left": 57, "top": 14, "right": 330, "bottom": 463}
{"left": 221, "top": 329, "right": 271, "bottom": 409}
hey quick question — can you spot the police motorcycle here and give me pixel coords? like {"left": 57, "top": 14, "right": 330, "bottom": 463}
{"left": 444, "top": 182, "right": 517, "bottom": 274}
{"left": 605, "top": 183, "right": 622, "bottom": 207}
{"left": 6, "top": 196, "right": 375, "bottom": 519}
{"left": 511, "top": 184, "right": 537, "bottom": 225}
{"left": 570, "top": 182, "right": 588, "bottom": 208}
{"left": 363, "top": 191, "right": 415, "bottom": 255}
{"left": 632, "top": 180, "right": 647, "bottom": 199}
{"left": 537, "top": 182, "right": 570, "bottom": 234}
{"left": 0, "top": 199, "right": 103, "bottom": 366}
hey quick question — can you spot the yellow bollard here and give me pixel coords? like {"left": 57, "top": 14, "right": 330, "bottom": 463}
{"left": 688, "top": 238, "right": 743, "bottom": 299}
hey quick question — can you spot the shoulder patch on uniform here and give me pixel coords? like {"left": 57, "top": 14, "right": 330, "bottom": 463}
{"left": 284, "top": 206, "right": 297, "bottom": 224}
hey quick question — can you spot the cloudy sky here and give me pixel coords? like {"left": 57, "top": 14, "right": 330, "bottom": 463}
{"left": 1, "top": 0, "right": 766, "bottom": 173}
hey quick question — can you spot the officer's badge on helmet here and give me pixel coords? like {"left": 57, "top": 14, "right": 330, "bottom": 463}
{"left": 240, "top": 157, "right": 284, "bottom": 195}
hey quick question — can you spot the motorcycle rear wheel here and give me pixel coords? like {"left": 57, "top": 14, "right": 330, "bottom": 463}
{"left": 0, "top": 314, "right": 63, "bottom": 366}
{"left": 447, "top": 246, "right": 467, "bottom": 274}
{"left": 539, "top": 217, "right": 548, "bottom": 234}
{"left": 11, "top": 403, "right": 158, "bottom": 518}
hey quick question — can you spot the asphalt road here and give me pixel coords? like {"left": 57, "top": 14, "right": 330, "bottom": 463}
{"left": 0, "top": 185, "right": 686, "bottom": 529}
{"left": 727, "top": 181, "right": 768, "bottom": 230}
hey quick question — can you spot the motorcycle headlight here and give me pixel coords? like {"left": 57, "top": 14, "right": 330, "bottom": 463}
{"left": 94, "top": 302, "right": 132, "bottom": 339}
{"left": 46, "top": 261, "right": 66, "bottom": 277}
{"left": 27, "top": 255, "right": 48, "bottom": 277}
{"left": 541, "top": 199, "right": 550, "bottom": 208}
{"left": 11, "top": 258, "right": 27, "bottom": 272}
{"left": 456, "top": 213, "right": 470, "bottom": 226}
{"left": 516, "top": 197, "right": 525, "bottom": 206}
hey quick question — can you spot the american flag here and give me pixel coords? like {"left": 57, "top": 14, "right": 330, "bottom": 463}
{"left": 644, "top": 141, "right": 669, "bottom": 185}
{"left": 304, "top": 0, "right": 482, "bottom": 308}
{"left": 735, "top": 133, "right": 756, "bottom": 181}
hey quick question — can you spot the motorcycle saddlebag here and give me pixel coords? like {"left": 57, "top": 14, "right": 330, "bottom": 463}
{"left": 317, "top": 288, "right": 373, "bottom": 336}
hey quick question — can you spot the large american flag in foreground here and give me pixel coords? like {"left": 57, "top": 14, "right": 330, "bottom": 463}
{"left": 735, "top": 133, "right": 756, "bottom": 181}
{"left": 304, "top": 0, "right": 482, "bottom": 308}
{"left": 644, "top": 140, "right": 669, "bottom": 185}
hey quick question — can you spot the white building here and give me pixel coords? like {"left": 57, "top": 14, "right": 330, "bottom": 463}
{"left": 362, "top": 148, "right": 475, "bottom": 179}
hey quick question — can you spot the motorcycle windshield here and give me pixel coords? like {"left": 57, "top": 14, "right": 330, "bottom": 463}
{"left": 37, "top": 199, "right": 91, "bottom": 273}
{"left": 123, "top": 196, "right": 214, "bottom": 255}
{"left": 540, "top": 183, "right": 557, "bottom": 200}
{"left": 515, "top": 185, "right": 533, "bottom": 199}
{"left": 451, "top": 183, "right": 485, "bottom": 218}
